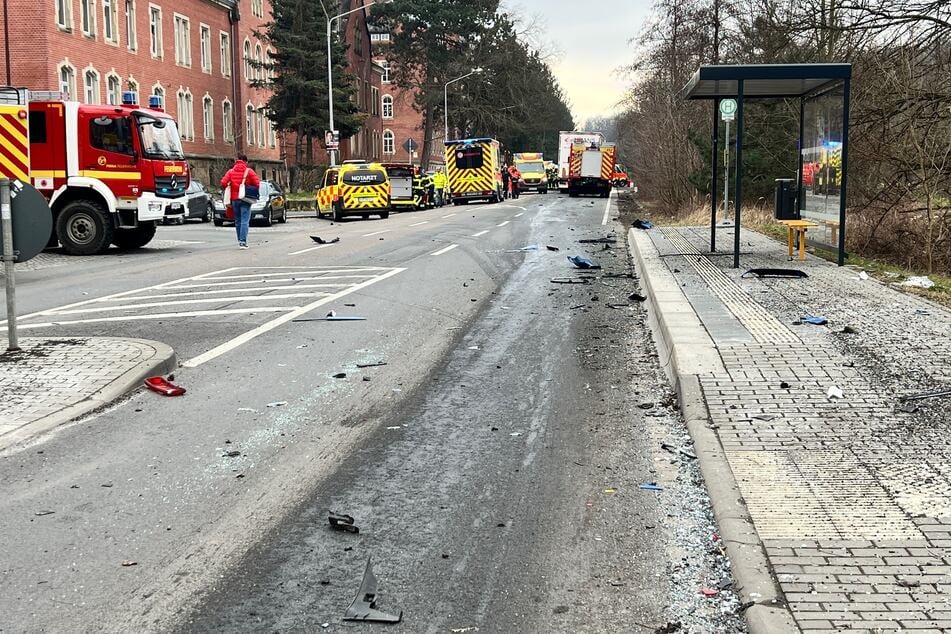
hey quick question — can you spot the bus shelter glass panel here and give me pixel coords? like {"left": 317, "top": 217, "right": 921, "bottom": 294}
{"left": 800, "top": 87, "right": 844, "bottom": 257}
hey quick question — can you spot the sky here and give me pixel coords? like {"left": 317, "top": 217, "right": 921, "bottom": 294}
{"left": 503, "top": 0, "right": 654, "bottom": 125}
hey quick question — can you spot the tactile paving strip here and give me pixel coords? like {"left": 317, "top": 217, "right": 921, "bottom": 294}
{"left": 659, "top": 228, "right": 799, "bottom": 345}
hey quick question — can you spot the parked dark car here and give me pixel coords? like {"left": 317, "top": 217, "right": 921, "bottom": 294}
{"left": 162, "top": 181, "right": 212, "bottom": 224}
{"left": 213, "top": 180, "right": 287, "bottom": 226}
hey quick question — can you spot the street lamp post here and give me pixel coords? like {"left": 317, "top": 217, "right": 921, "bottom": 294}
{"left": 444, "top": 68, "right": 483, "bottom": 143}
{"left": 320, "top": 0, "right": 390, "bottom": 166}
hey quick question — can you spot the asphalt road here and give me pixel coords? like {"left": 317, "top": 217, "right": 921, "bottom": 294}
{"left": 0, "top": 193, "right": 745, "bottom": 633}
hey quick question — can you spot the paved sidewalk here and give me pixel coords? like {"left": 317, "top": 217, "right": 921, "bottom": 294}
{"left": 632, "top": 225, "right": 951, "bottom": 633}
{"left": 0, "top": 337, "right": 176, "bottom": 449}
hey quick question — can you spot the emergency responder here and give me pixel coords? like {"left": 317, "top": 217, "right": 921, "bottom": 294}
{"left": 501, "top": 164, "right": 511, "bottom": 199}
{"left": 508, "top": 163, "right": 522, "bottom": 200}
{"left": 433, "top": 168, "right": 447, "bottom": 207}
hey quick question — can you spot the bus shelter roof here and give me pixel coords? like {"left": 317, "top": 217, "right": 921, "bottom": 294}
{"left": 683, "top": 64, "right": 852, "bottom": 100}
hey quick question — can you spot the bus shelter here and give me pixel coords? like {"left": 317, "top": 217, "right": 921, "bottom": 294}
{"left": 682, "top": 64, "right": 852, "bottom": 266}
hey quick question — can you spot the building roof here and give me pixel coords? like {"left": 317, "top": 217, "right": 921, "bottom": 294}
{"left": 682, "top": 64, "right": 852, "bottom": 100}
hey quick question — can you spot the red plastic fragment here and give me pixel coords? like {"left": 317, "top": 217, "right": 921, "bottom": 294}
{"left": 144, "top": 376, "right": 186, "bottom": 397}
{"left": 701, "top": 587, "right": 720, "bottom": 598}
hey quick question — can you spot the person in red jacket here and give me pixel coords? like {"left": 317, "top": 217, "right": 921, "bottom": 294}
{"left": 220, "top": 154, "right": 261, "bottom": 249}
{"left": 507, "top": 164, "right": 522, "bottom": 200}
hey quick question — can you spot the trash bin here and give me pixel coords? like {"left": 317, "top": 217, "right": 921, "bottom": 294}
{"left": 775, "top": 179, "right": 798, "bottom": 220}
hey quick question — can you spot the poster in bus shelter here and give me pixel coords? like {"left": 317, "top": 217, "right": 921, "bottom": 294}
{"left": 800, "top": 87, "right": 845, "bottom": 257}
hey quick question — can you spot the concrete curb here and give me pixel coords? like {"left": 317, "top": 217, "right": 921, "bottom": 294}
{"left": 629, "top": 229, "right": 799, "bottom": 634}
{"left": 0, "top": 338, "right": 177, "bottom": 451}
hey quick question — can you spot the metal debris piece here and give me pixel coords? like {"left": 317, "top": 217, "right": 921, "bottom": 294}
{"left": 343, "top": 558, "right": 402, "bottom": 623}
{"left": 328, "top": 511, "right": 359, "bottom": 534}
{"left": 631, "top": 219, "right": 653, "bottom": 230}
{"left": 578, "top": 237, "right": 617, "bottom": 244}
{"left": 801, "top": 315, "right": 828, "bottom": 326}
{"left": 550, "top": 277, "right": 594, "bottom": 284}
{"left": 899, "top": 388, "right": 951, "bottom": 403}
{"left": 568, "top": 255, "right": 600, "bottom": 269}
{"left": 310, "top": 236, "right": 340, "bottom": 245}
{"left": 356, "top": 361, "right": 387, "bottom": 369}
{"left": 629, "top": 293, "right": 647, "bottom": 302}
{"left": 639, "top": 483, "right": 663, "bottom": 491}
{"left": 546, "top": 245, "right": 560, "bottom": 251}
{"left": 741, "top": 268, "right": 808, "bottom": 279}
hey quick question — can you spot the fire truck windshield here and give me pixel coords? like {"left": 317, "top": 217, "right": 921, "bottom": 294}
{"left": 136, "top": 115, "right": 185, "bottom": 160}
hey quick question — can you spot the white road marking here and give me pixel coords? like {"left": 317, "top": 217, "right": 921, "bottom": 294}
{"left": 362, "top": 229, "right": 391, "bottom": 237}
{"left": 514, "top": 213, "right": 524, "bottom": 218}
{"left": 183, "top": 268, "right": 405, "bottom": 367}
{"left": 601, "top": 190, "right": 615, "bottom": 226}
{"left": 441, "top": 213, "right": 456, "bottom": 218}
{"left": 409, "top": 221, "right": 429, "bottom": 227}
{"left": 96, "top": 284, "right": 349, "bottom": 302}
{"left": 288, "top": 244, "right": 333, "bottom": 256}
{"left": 497, "top": 221, "right": 510, "bottom": 227}
{"left": 199, "top": 268, "right": 385, "bottom": 281}
{"left": 46, "top": 293, "right": 334, "bottom": 317}
{"left": 509, "top": 205, "right": 527, "bottom": 211}
{"left": 16, "top": 308, "right": 296, "bottom": 331}
{"left": 471, "top": 230, "right": 490, "bottom": 237}
{"left": 173, "top": 275, "right": 376, "bottom": 290}
{"left": 431, "top": 244, "right": 459, "bottom": 256}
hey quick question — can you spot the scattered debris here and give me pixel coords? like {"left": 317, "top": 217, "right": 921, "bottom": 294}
{"left": 639, "top": 483, "right": 663, "bottom": 491}
{"left": 632, "top": 219, "right": 654, "bottom": 230}
{"left": 780, "top": 382, "right": 791, "bottom": 389}
{"left": 827, "top": 386, "right": 844, "bottom": 399}
{"left": 914, "top": 308, "right": 931, "bottom": 316}
{"left": 237, "top": 407, "right": 258, "bottom": 413}
{"left": 553, "top": 605, "right": 570, "bottom": 614}
{"left": 100, "top": 482, "right": 113, "bottom": 488}
{"left": 356, "top": 361, "right": 387, "bottom": 369}
{"left": 901, "top": 276, "right": 935, "bottom": 289}
{"left": 857, "top": 271, "right": 869, "bottom": 280}
{"left": 656, "top": 622, "right": 683, "bottom": 633}
{"left": 546, "top": 245, "right": 560, "bottom": 251}
{"left": 223, "top": 450, "right": 241, "bottom": 458}
{"left": 450, "top": 627, "right": 479, "bottom": 633}
{"left": 629, "top": 292, "right": 647, "bottom": 302}
{"left": 841, "top": 325, "right": 858, "bottom": 334}
{"left": 267, "top": 401, "right": 289, "bottom": 408}
{"left": 897, "top": 402, "right": 919, "bottom": 414}
{"left": 568, "top": 255, "right": 601, "bottom": 269}
{"left": 144, "top": 376, "right": 186, "bottom": 397}
{"left": 661, "top": 443, "right": 698, "bottom": 460}
{"left": 510, "top": 432, "right": 522, "bottom": 437}
{"left": 343, "top": 558, "right": 402, "bottom": 623}
{"left": 328, "top": 511, "right": 360, "bottom": 534}
{"left": 638, "top": 402, "right": 655, "bottom": 409}
{"left": 35, "top": 510, "right": 55, "bottom": 516}
{"left": 741, "top": 268, "right": 808, "bottom": 279}
{"left": 310, "top": 236, "right": 340, "bottom": 245}
{"left": 607, "top": 303, "right": 630, "bottom": 309}
{"left": 897, "top": 578, "right": 921, "bottom": 588}
{"left": 700, "top": 587, "right": 720, "bottom": 598}
{"left": 333, "top": 373, "right": 347, "bottom": 379}
{"left": 751, "top": 414, "right": 777, "bottom": 421}
{"left": 121, "top": 560, "right": 138, "bottom": 567}
{"left": 801, "top": 315, "right": 828, "bottom": 326}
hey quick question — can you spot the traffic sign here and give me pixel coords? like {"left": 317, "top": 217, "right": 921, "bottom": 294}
{"left": 402, "top": 138, "right": 418, "bottom": 154}
{"left": 720, "top": 99, "right": 737, "bottom": 121}
{"left": 0, "top": 181, "right": 53, "bottom": 263}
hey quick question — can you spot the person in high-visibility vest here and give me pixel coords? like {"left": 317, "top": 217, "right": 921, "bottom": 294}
{"left": 433, "top": 168, "right": 447, "bottom": 207}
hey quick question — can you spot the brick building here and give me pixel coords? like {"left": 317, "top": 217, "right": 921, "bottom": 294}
{"left": 0, "top": 0, "right": 283, "bottom": 186}
{"left": 372, "top": 35, "right": 444, "bottom": 168}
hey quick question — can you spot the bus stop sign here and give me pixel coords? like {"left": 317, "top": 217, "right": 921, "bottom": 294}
{"left": 0, "top": 181, "right": 53, "bottom": 263}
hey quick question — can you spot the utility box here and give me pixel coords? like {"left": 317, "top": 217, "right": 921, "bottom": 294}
{"left": 775, "top": 179, "right": 798, "bottom": 220}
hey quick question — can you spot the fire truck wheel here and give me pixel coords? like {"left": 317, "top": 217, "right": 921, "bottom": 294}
{"left": 57, "top": 200, "right": 116, "bottom": 256}
{"left": 380, "top": 211, "right": 390, "bottom": 220}
{"left": 113, "top": 223, "right": 157, "bottom": 250}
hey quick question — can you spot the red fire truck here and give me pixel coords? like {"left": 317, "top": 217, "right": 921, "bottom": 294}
{"left": 0, "top": 87, "right": 189, "bottom": 255}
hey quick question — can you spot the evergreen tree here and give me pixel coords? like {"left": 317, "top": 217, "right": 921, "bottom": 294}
{"left": 254, "top": 0, "right": 365, "bottom": 183}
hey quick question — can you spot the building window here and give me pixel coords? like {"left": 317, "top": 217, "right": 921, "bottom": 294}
{"left": 177, "top": 89, "right": 194, "bottom": 140}
{"left": 149, "top": 5, "right": 162, "bottom": 58}
{"left": 58, "top": 63, "right": 76, "bottom": 100}
{"left": 152, "top": 84, "right": 164, "bottom": 108}
{"left": 106, "top": 74, "right": 122, "bottom": 104}
{"left": 127, "top": 77, "right": 138, "bottom": 95}
{"left": 219, "top": 32, "right": 231, "bottom": 77}
{"left": 56, "top": 0, "right": 73, "bottom": 30}
{"left": 256, "top": 107, "right": 264, "bottom": 147}
{"left": 202, "top": 95, "right": 214, "bottom": 141}
{"left": 174, "top": 15, "right": 191, "bottom": 67}
{"left": 198, "top": 25, "right": 211, "bottom": 73}
{"left": 250, "top": 0, "right": 264, "bottom": 18}
{"left": 245, "top": 104, "right": 254, "bottom": 146}
{"left": 254, "top": 43, "right": 263, "bottom": 81}
{"left": 383, "top": 129, "right": 394, "bottom": 155}
{"left": 371, "top": 33, "right": 391, "bottom": 44}
{"left": 268, "top": 119, "right": 276, "bottom": 148}
{"left": 125, "top": 0, "right": 137, "bottom": 50}
{"left": 381, "top": 61, "right": 390, "bottom": 83}
{"left": 370, "top": 87, "right": 379, "bottom": 116}
{"left": 222, "top": 100, "right": 233, "bottom": 143}
{"left": 382, "top": 95, "right": 393, "bottom": 119}
{"left": 243, "top": 40, "right": 251, "bottom": 80}
{"left": 84, "top": 68, "right": 100, "bottom": 104}
{"left": 102, "top": 0, "right": 117, "bottom": 42}
{"left": 81, "top": 0, "right": 96, "bottom": 36}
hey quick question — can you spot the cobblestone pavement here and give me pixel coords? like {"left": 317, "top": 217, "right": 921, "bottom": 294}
{"left": 648, "top": 226, "right": 951, "bottom": 633}
{"left": 0, "top": 337, "right": 171, "bottom": 442}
